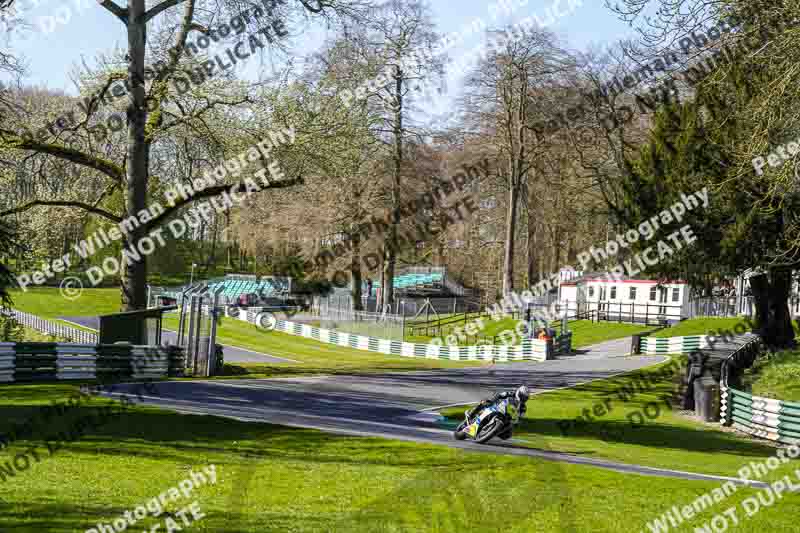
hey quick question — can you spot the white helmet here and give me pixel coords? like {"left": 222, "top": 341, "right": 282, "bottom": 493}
{"left": 515, "top": 385, "right": 530, "bottom": 403}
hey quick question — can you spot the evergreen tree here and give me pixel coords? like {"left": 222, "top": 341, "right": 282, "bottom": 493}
{"left": 614, "top": 18, "right": 799, "bottom": 348}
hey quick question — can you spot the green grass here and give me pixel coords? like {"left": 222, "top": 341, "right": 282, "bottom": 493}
{"left": 1, "top": 382, "right": 798, "bottom": 532}
{"left": 651, "top": 317, "right": 755, "bottom": 338}
{"left": 442, "top": 356, "right": 798, "bottom": 481}
{"left": 20, "top": 327, "right": 68, "bottom": 343}
{"left": 8, "top": 288, "right": 122, "bottom": 319}
{"left": 567, "top": 320, "right": 652, "bottom": 348}
{"left": 162, "top": 315, "right": 483, "bottom": 378}
{"left": 747, "top": 349, "right": 800, "bottom": 402}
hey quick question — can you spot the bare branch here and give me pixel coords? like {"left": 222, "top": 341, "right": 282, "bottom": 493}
{"left": 140, "top": 0, "right": 187, "bottom": 24}
{"left": 97, "top": 0, "right": 129, "bottom": 23}
{"left": 143, "top": 176, "right": 303, "bottom": 232}
{"left": 0, "top": 129, "right": 124, "bottom": 183}
{"left": 0, "top": 199, "right": 123, "bottom": 223}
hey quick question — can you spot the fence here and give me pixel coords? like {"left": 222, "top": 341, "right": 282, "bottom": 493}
{"left": 269, "top": 318, "right": 553, "bottom": 362}
{"left": 0, "top": 342, "right": 185, "bottom": 383}
{"left": 314, "top": 291, "right": 480, "bottom": 317}
{"left": 317, "top": 307, "right": 407, "bottom": 341}
{"left": 559, "top": 300, "right": 683, "bottom": 325}
{"left": 3, "top": 308, "right": 98, "bottom": 344}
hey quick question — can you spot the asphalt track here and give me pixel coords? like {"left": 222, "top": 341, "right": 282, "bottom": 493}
{"left": 59, "top": 315, "right": 294, "bottom": 363}
{"left": 99, "top": 336, "right": 770, "bottom": 488}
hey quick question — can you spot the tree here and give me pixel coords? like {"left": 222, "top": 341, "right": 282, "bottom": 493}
{"left": 336, "top": 0, "right": 444, "bottom": 311}
{"left": 462, "top": 26, "right": 572, "bottom": 295}
{"left": 0, "top": 222, "right": 16, "bottom": 305}
{"left": 600, "top": 0, "right": 800, "bottom": 348}
{"left": 0, "top": 0, "right": 359, "bottom": 311}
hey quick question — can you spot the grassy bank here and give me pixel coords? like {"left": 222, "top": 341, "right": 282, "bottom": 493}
{"left": 747, "top": 349, "right": 800, "bottom": 402}
{"left": 651, "top": 317, "right": 753, "bottom": 337}
{"left": 8, "top": 288, "right": 121, "bottom": 319}
{"left": 161, "top": 314, "right": 483, "bottom": 377}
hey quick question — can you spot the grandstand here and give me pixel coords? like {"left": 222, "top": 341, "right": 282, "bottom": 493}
{"left": 151, "top": 274, "right": 292, "bottom": 306}
{"left": 206, "top": 274, "right": 291, "bottom": 299}
{"left": 366, "top": 267, "right": 467, "bottom": 297}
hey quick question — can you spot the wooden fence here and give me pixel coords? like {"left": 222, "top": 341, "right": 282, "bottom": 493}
{"left": 0, "top": 343, "right": 184, "bottom": 383}
{"left": 3, "top": 308, "right": 98, "bottom": 344}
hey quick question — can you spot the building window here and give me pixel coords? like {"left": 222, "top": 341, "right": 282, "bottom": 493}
{"left": 610, "top": 286, "right": 617, "bottom": 299}
{"left": 599, "top": 287, "right": 606, "bottom": 300}
{"left": 650, "top": 287, "right": 657, "bottom": 301}
{"left": 588, "top": 286, "right": 594, "bottom": 298}
{"left": 672, "top": 288, "right": 680, "bottom": 302}
{"left": 629, "top": 287, "right": 636, "bottom": 300}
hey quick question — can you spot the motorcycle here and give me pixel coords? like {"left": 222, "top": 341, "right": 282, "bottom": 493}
{"left": 453, "top": 397, "right": 520, "bottom": 444}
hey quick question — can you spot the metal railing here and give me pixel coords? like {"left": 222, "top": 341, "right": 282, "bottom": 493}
{"left": 3, "top": 308, "right": 98, "bottom": 344}
{"left": 720, "top": 335, "right": 764, "bottom": 390}
{"left": 559, "top": 300, "right": 682, "bottom": 325}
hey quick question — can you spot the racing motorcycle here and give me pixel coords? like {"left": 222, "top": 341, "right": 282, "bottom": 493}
{"left": 453, "top": 396, "right": 520, "bottom": 444}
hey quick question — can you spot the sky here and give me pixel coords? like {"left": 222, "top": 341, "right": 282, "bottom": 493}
{"left": 2, "top": 0, "right": 636, "bottom": 117}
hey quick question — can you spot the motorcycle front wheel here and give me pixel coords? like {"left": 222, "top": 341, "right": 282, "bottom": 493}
{"left": 475, "top": 415, "right": 505, "bottom": 444}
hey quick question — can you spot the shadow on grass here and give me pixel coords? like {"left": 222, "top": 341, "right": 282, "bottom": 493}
{"left": 510, "top": 416, "right": 775, "bottom": 458}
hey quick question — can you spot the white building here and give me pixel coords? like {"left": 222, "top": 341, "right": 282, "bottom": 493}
{"left": 559, "top": 273, "right": 690, "bottom": 324}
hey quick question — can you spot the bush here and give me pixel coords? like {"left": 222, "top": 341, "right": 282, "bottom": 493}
{"left": 0, "top": 312, "right": 24, "bottom": 342}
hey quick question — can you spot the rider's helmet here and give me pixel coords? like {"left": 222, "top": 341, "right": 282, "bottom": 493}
{"left": 515, "top": 385, "right": 530, "bottom": 404}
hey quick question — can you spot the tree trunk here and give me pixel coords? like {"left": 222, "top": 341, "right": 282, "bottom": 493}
{"left": 350, "top": 233, "right": 363, "bottom": 312}
{"left": 750, "top": 269, "right": 796, "bottom": 349}
{"left": 120, "top": 0, "right": 149, "bottom": 311}
{"left": 383, "top": 64, "right": 404, "bottom": 311}
{"left": 526, "top": 211, "right": 537, "bottom": 287}
{"left": 502, "top": 180, "right": 519, "bottom": 295}
{"left": 379, "top": 251, "right": 386, "bottom": 312}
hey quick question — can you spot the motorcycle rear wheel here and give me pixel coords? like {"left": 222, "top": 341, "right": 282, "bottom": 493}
{"left": 453, "top": 420, "right": 468, "bottom": 440}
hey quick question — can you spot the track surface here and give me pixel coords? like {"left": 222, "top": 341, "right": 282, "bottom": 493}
{"left": 102, "top": 336, "right": 769, "bottom": 487}
{"left": 60, "top": 315, "right": 294, "bottom": 363}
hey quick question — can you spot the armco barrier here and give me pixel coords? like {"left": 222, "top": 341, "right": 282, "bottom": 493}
{"left": 269, "top": 318, "right": 553, "bottom": 361}
{"left": 720, "top": 387, "right": 800, "bottom": 445}
{"left": 0, "top": 342, "right": 185, "bottom": 383}
{"left": 639, "top": 335, "right": 711, "bottom": 354}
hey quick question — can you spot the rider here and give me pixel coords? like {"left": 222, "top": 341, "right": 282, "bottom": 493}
{"left": 466, "top": 385, "right": 530, "bottom": 438}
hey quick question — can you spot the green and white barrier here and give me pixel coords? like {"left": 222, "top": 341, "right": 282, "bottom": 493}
{"left": 0, "top": 342, "right": 185, "bottom": 383}
{"left": 639, "top": 335, "right": 711, "bottom": 354}
{"left": 269, "top": 319, "right": 552, "bottom": 362}
{"left": 720, "top": 386, "right": 800, "bottom": 445}
{"left": 0, "top": 344, "right": 13, "bottom": 383}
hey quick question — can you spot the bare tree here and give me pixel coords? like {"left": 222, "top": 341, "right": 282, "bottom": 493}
{"left": 337, "top": 0, "right": 444, "bottom": 311}
{"left": 462, "top": 26, "right": 572, "bottom": 295}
